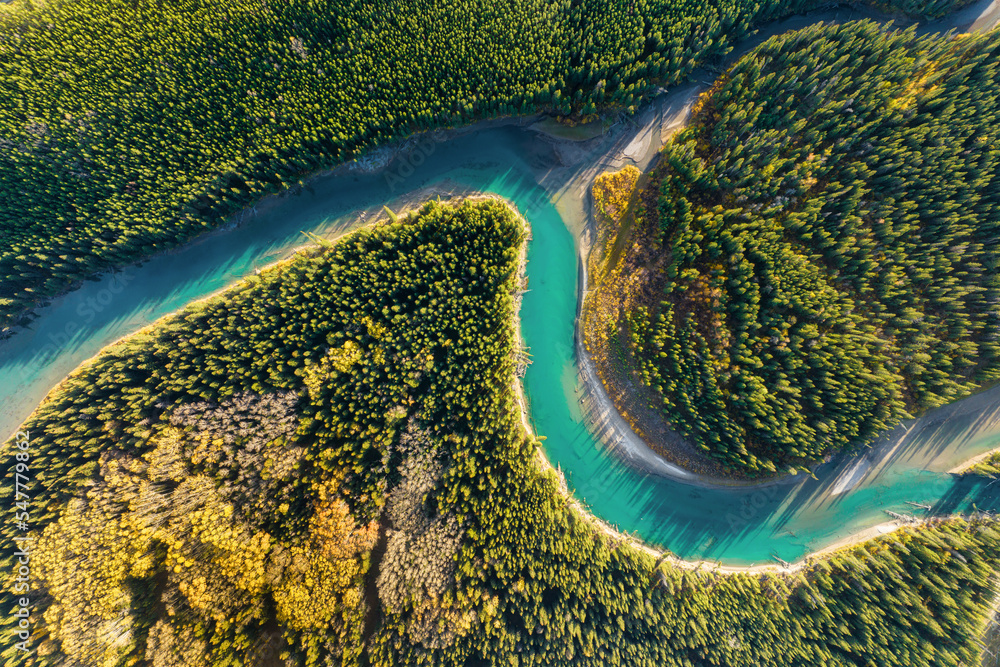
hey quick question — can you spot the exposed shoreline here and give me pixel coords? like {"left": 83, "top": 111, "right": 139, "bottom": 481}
{"left": 949, "top": 447, "right": 999, "bottom": 475}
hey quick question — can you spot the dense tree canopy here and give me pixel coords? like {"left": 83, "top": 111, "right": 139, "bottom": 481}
{"left": 0, "top": 0, "right": 973, "bottom": 329}
{"left": 624, "top": 22, "right": 1000, "bottom": 473}
{"left": 2, "top": 200, "right": 998, "bottom": 666}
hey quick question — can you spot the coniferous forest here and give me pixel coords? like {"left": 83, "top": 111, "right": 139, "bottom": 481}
{"left": 3, "top": 0, "right": 1000, "bottom": 663}
{"left": 615, "top": 21, "right": 1000, "bottom": 473}
{"left": 0, "top": 0, "right": 975, "bottom": 329}
{"left": 1, "top": 200, "right": 998, "bottom": 667}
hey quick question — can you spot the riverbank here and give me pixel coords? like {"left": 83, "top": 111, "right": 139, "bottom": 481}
{"left": 571, "top": 93, "right": 801, "bottom": 485}
{"left": 525, "top": 357, "right": 969, "bottom": 576}
{"left": 575, "top": 158, "right": 770, "bottom": 485}
{"left": 495, "top": 190, "right": 984, "bottom": 574}
{"left": 950, "top": 450, "right": 998, "bottom": 474}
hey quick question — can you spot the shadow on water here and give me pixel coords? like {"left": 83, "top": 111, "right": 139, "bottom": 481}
{"left": 931, "top": 475, "right": 1000, "bottom": 515}
{"left": 569, "top": 381, "right": 1000, "bottom": 564}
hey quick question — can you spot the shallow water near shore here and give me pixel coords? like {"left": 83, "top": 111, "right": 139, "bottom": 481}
{"left": 4, "top": 0, "right": 1000, "bottom": 565}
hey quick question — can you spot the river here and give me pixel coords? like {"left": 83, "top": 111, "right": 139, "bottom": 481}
{"left": 2, "top": 0, "right": 999, "bottom": 565}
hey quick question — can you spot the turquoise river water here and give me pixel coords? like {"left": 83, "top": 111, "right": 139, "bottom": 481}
{"left": 3, "top": 110, "right": 1000, "bottom": 566}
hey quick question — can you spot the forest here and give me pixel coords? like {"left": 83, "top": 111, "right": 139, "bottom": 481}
{"left": 2, "top": 199, "right": 999, "bottom": 667}
{"left": 602, "top": 21, "right": 1000, "bottom": 473}
{"left": 0, "top": 0, "right": 974, "bottom": 331}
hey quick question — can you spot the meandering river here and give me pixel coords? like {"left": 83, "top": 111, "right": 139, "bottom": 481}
{"left": 3, "top": 0, "right": 1000, "bottom": 565}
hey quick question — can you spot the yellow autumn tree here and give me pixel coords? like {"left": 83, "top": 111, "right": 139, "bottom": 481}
{"left": 272, "top": 481, "right": 378, "bottom": 631}
{"left": 33, "top": 457, "right": 154, "bottom": 667}
{"left": 593, "top": 165, "right": 640, "bottom": 225}
{"left": 159, "top": 476, "right": 273, "bottom": 626}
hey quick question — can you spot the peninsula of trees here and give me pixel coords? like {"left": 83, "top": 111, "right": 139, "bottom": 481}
{"left": 588, "top": 21, "right": 1000, "bottom": 474}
